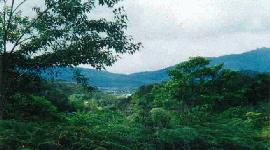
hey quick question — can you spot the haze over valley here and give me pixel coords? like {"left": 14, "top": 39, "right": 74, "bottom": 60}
{"left": 49, "top": 48, "right": 270, "bottom": 90}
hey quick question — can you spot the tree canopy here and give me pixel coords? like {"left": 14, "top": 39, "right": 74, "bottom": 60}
{"left": 0, "top": 0, "right": 141, "bottom": 118}
{"left": 0, "top": 57, "right": 269, "bottom": 149}
{"left": 0, "top": 0, "right": 141, "bottom": 70}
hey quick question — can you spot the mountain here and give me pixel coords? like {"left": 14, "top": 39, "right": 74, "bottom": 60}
{"left": 210, "top": 48, "right": 270, "bottom": 72}
{"left": 45, "top": 67, "right": 169, "bottom": 90}
{"left": 46, "top": 48, "right": 270, "bottom": 90}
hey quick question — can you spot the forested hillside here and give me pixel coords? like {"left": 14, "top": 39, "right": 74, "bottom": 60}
{"left": 46, "top": 48, "right": 270, "bottom": 90}
{"left": 1, "top": 57, "right": 270, "bottom": 149}
{"left": 1, "top": 0, "right": 270, "bottom": 149}
{"left": 43, "top": 67, "right": 169, "bottom": 90}
{"left": 210, "top": 48, "right": 270, "bottom": 72}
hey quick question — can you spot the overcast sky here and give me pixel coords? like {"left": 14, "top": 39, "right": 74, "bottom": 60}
{"left": 98, "top": 0, "right": 270, "bottom": 74}
{"left": 9, "top": 0, "right": 270, "bottom": 74}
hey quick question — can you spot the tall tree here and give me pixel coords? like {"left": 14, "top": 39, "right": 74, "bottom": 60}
{"left": 0, "top": 0, "right": 141, "bottom": 118}
{"left": 168, "top": 57, "right": 223, "bottom": 107}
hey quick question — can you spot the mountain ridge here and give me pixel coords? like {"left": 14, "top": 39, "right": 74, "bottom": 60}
{"left": 46, "top": 48, "right": 270, "bottom": 90}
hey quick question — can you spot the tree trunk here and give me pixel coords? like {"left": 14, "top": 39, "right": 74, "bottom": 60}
{"left": 0, "top": 55, "right": 6, "bottom": 119}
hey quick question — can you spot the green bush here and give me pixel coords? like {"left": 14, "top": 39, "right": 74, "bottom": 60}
{"left": 150, "top": 108, "right": 171, "bottom": 128}
{"left": 9, "top": 94, "right": 58, "bottom": 121}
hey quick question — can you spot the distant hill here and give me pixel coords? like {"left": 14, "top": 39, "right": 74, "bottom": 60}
{"left": 44, "top": 67, "right": 169, "bottom": 90}
{"left": 46, "top": 48, "right": 270, "bottom": 90}
{"left": 210, "top": 48, "right": 270, "bottom": 72}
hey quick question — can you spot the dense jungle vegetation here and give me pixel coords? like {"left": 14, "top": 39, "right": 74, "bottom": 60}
{"left": 0, "top": 0, "right": 270, "bottom": 149}
{"left": 0, "top": 57, "right": 270, "bottom": 150}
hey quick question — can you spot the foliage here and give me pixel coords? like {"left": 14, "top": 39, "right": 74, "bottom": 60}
{"left": 1, "top": 0, "right": 269, "bottom": 149}
{"left": 0, "top": 0, "right": 141, "bottom": 118}
{"left": 7, "top": 94, "right": 58, "bottom": 121}
{"left": 1, "top": 57, "right": 270, "bottom": 149}
{"left": 150, "top": 108, "right": 171, "bottom": 129}
{"left": 128, "top": 57, "right": 270, "bottom": 149}
{"left": 0, "top": 111, "right": 147, "bottom": 150}
{"left": 1, "top": 0, "right": 141, "bottom": 70}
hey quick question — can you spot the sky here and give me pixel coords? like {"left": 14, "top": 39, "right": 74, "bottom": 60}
{"left": 6, "top": 0, "right": 270, "bottom": 74}
{"left": 101, "top": 0, "right": 270, "bottom": 74}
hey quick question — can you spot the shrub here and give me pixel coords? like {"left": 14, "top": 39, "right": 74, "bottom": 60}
{"left": 150, "top": 108, "right": 171, "bottom": 128}
{"left": 10, "top": 94, "right": 58, "bottom": 120}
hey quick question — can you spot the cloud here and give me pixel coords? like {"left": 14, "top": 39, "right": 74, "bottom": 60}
{"left": 7, "top": 0, "right": 270, "bottom": 73}
{"left": 105, "top": 0, "right": 270, "bottom": 73}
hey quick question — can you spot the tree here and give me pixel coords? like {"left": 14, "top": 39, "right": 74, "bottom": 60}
{"left": 168, "top": 57, "right": 223, "bottom": 107}
{"left": 72, "top": 69, "right": 94, "bottom": 91}
{"left": 0, "top": 0, "right": 141, "bottom": 118}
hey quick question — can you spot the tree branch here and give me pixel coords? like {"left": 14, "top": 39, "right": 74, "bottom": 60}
{"left": 10, "top": 6, "right": 52, "bottom": 54}
{"left": 2, "top": 0, "right": 7, "bottom": 53}
{"left": 13, "top": 0, "right": 29, "bottom": 14}
{"left": 5, "top": 0, "right": 15, "bottom": 31}
{"left": 10, "top": 1, "right": 71, "bottom": 54}
{"left": 2, "top": 0, "right": 15, "bottom": 54}
{"left": 16, "top": 35, "right": 36, "bottom": 46}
